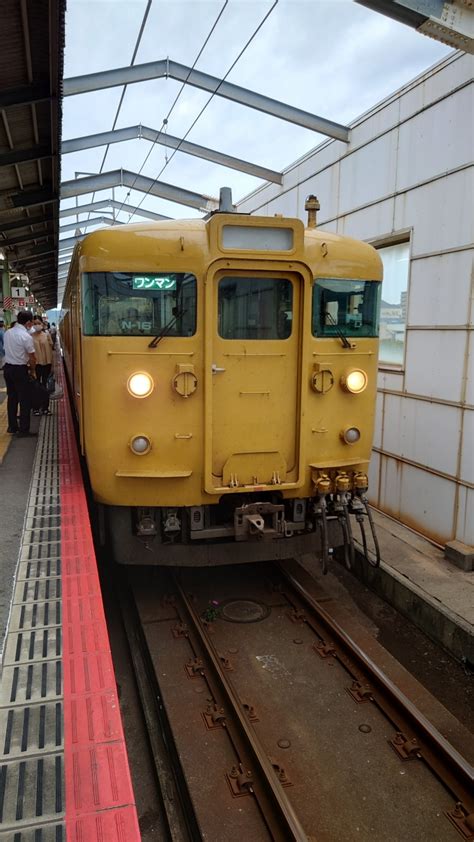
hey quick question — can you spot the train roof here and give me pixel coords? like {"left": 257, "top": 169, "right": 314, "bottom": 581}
{"left": 69, "top": 215, "right": 383, "bottom": 282}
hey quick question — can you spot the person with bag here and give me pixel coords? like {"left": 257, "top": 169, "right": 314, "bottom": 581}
{"left": 3, "top": 310, "right": 37, "bottom": 436}
{"left": 30, "top": 317, "right": 53, "bottom": 415}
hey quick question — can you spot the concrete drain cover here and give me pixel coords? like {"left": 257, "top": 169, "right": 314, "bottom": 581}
{"left": 221, "top": 599, "right": 270, "bottom": 623}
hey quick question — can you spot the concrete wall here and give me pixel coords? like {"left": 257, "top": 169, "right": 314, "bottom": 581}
{"left": 237, "top": 51, "right": 474, "bottom": 548}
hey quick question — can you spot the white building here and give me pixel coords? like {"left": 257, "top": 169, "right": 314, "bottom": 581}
{"left": 237, "top": 50, "right": 473, "bottom": 549}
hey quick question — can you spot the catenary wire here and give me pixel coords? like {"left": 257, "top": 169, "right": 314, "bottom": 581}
{"left": 127, "top": 0, "right": 279, "bottom": 223}
{"left": 114, "top": 0, "right": 229, "bottom": 221}
{"left": 84, "top": 0, "right": 153, "bottom": 222}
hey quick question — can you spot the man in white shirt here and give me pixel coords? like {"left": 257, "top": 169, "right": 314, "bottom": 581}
{"left": 3, "top": 311, "right": 37, "bottom": 437}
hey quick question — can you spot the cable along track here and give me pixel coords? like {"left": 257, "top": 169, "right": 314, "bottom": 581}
{"left": 127, "top": 560, "right": 474, "bottom": 842}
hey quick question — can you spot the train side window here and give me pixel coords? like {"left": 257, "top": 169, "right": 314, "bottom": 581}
{"left": 218, "top": 276, "right": 293, "bottom": 340}
{"left": 312, "top": 278, "right": 380, "bottom": 339}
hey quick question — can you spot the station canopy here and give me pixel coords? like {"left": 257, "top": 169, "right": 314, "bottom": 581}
{"left": 0, "top": 0, "right": 65, "bottom": 310}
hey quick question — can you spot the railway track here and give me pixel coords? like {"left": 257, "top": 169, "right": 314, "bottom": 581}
{"left": 119, "top": 558, "right": 474, "bottom": 841}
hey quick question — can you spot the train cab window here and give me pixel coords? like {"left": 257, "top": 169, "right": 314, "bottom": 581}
{"left": 218, "top": 276, "right": 293, "bottom": 340}
{"left": 312, "top": 278, "right": 380, "bottom": 338}
{"left": 82, "top": 272, "right": 197, "bottom": 336}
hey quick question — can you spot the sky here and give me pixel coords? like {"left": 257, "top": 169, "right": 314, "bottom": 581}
{"left": 60, "top": 0, "right": 452, "bottom": 245}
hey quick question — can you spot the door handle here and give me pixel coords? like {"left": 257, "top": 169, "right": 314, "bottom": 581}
{"left": 211, "top": 363, "right": 226, "bottom": 374}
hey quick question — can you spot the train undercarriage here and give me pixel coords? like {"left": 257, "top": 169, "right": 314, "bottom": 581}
{"left": 105, "top": 473, "right": 380, "bottom": 569}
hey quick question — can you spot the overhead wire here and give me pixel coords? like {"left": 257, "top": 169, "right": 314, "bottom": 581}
{"left": 84, "top": 0, "right": 153, "bottom": 221}
{"left": 127, "top": 0, "right": 279, "bottom": 223}
{"left": 114, "top": 0, "right": 229, "bottom": 221}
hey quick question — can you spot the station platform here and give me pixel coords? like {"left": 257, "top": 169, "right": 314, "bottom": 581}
{"left": 0, "top": 362, "right": 472, "bottom": 839}
{"left": 0, "top": 362, "right": 140, "bottom": 841}
{"left": 354, "top": 510, "right": 474, "bottom": 668}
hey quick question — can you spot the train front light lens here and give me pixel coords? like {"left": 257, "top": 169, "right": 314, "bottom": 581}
{"left": 130, "top": 435, "right": 151, "bottom": 455}
{"left": 127, "top": 372, "right": 154, "bottom": 398}
{"left": 341, "top": 427, "right": 361, "bottom": 444}
{"left": 341, "top": 369, "right": 367, "bottom": 394}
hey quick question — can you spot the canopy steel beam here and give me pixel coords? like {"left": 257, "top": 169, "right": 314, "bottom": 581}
{"left": 62, "top": 125, "right": 283, "bottom": 184}
{"left": 15, "top": 254, "right": 55, "bottom": 267}
{"left": 59, "top": 216, "right": 123, "bottom": 235}
{"left": 0, "top": 144, "right": 52, "bottom": 169}
{"left": 60, "top": 170, "right": 219, "bottom": 212}
{"left": 0, "top": 214, "right": 53, "bottom": 233}
{"left": 23, "top": 243, "right": 57, "bottom": 257}
{"left": 63, "top": 59, "right": 350, "bottom": 142}
{"left": 57, "top": 235, "right": 84, "bottom": 250}
{"left": 355, "top": 1, "right": 473, "bottom": 53}
{"left": 1, "top": 231, "right": 53, "bottom": 248}
{"left": 0, "top": 81, "right": 51, "bottom": 109}
{"left": 59, "top": 199, "right": 171, "bottom": 221}
{"left": 9, "top": 188, "right": 57, "bottom": 209}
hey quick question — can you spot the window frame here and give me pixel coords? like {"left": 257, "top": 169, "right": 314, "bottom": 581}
{"left": 80, "top": 270, "right": 198, "bottom": 338}
{"left": 369, "top": 231, "right": 412, "bottom": 372}
{"left": 311, "top": 277, "right": 381, "bottom": 340}
{"left": 217, "top": 274, "right": 295, "bottom": 341}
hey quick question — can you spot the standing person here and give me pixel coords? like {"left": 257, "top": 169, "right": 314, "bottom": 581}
{"left": 31, "top": 317, "right": 53, "bottom": 415}
{"left": 50, "top": 322, "right": 57, "bottom": 349}
{"left": 31, "top": 318, "right": 53, "bottom": 386}
{"left": 0, "top": 320, "right": 5, "bottom": 370}
{"left": 3, "top": 310, "right": 37, "bottom": 436}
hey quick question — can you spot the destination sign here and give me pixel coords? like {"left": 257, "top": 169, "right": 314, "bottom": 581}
{"left": 132, "top": 275, "right": 176, "bottom": 291}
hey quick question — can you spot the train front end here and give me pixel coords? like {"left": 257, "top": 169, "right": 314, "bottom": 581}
{"left": 69, "top": 208, "right": 382, "bottom": 568}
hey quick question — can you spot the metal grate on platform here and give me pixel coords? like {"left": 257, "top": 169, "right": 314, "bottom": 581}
{"left": 0, "top": 410, "right": 65, "bottom": 840}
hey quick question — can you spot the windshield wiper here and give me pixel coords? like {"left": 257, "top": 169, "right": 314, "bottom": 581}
{"left": 148, "top": 307, "right": 187, "bottom": 348}
{"left": 324, "top": 310, "right": 353, "bottom": 349}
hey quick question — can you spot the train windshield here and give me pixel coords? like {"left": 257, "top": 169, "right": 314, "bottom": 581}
{"left": 82, "top": 272, "right": 197, "bottom": 336}
{"left": 218, "top": 276, "right": 293, "bottom": 340}
{"left": 312, "top": 278, "right": 380, "bottom": 338}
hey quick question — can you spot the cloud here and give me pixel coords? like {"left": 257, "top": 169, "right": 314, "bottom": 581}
{"left": 61, "top": 0, "right": 451, "bottom": 222}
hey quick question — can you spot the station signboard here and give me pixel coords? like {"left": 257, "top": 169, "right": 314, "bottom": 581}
{"left": 11, "top": 287, "right": 27, "bottom": 298}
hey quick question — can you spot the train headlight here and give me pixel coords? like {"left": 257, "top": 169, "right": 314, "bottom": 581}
{"left": 341, "top": 369, "right": 367, "bottom": 394}
{"left": 341, "top": 426, "right": 361, "bottom": 444}
{"left": 130, "top": 435, "right": 151, "bottom": 455}
{"left": 127, "top": 372, "right": 154, "bottom": 398}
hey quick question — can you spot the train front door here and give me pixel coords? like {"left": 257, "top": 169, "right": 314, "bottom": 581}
{"left": 205, "top": 268, "right": 303, "bottom": 492}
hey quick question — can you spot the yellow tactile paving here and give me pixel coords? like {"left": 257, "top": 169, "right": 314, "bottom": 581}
{"left": 0, "top": 399, "right": 12, "bottom": 464}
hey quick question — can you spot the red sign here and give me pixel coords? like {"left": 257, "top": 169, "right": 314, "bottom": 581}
{"left": 2, "top": 296, "right": 13, "bottom": 310}
{"left": 18, "top": 299, "right": 25, "bottom": 307}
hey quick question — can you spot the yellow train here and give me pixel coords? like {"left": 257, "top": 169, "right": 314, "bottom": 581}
{"left": 61, "top": 195, "right": 382, "bottom": 569}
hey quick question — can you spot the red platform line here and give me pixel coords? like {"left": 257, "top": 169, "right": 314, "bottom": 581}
{"left": 57, "top": 363, "right": 141, "bottom": 840}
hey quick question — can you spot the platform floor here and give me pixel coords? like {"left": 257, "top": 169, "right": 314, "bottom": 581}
{"left": 0, "top": 363, "right": 140, "bottom": 841}
{"left": 357, "top": 509, "right": 473, "bottom": 667}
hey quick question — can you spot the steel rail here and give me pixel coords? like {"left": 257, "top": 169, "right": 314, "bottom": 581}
{"left": 173, "top": 575, "right": 310, "bottom": 842}
{"left": 279, "top": 562, "right": 474, "bottom": 810}
{"left": 118, "top": 574, "right": 198, "bottom": 842}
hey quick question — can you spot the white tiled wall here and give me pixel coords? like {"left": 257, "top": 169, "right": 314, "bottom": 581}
{"left": 237, "top": 51, "right": 474, "bottom": 545}
{"left": 408, "top": 251, "right": 473, "bottom": 327}
{"left": 404, "top": 331, "right": 467, "bottom": 404}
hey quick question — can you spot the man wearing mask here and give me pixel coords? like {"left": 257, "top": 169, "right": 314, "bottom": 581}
{"left": 3, "top": 310, "right": 37, "bottom": 437}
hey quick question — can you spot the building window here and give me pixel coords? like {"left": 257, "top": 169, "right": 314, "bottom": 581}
{"left": 376, "top": 241, "right": 410, "bottom": 366}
